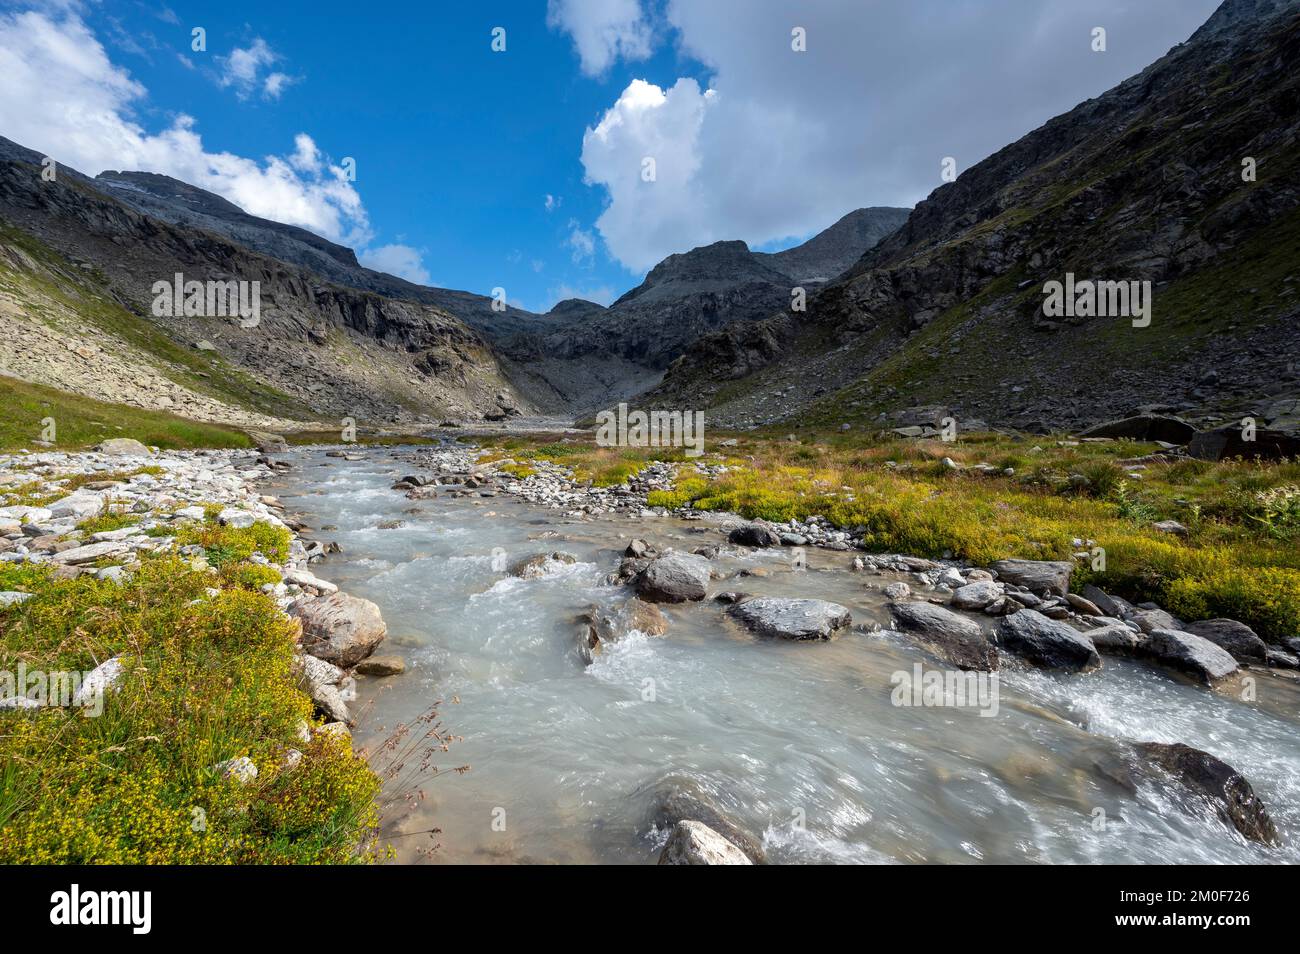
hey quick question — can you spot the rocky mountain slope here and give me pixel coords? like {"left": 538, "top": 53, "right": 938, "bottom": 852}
{"left": 0, "top": 137, "right": 526, "bottom": 429}
{"left": 646, "top": 0, "right": 1300, "bottom": 435}
{"left": 499, "top": 208, "right": 908, "bottom": 414}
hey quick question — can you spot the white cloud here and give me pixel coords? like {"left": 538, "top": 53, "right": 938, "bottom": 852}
{"left": 565, "top": 218, "right": 596, "bottom": 264}
{"left": 576, "top": 0, "right": 1223, "bottom": 273}
{"left": 360, "top": 244, "right": 432, "bottom": 285}
{"left": 544, "top": 193, "right": 560, "bottom": 212}
{"left": 217, "top": 37, "right": 295, "bottom": 101}
{"left": 0, "top": 9, "right": 370, "bottom": 248}
{"left": 546, "top": 0, "right": 652, "bottom": 76}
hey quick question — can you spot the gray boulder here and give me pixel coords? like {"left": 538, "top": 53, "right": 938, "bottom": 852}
{"left": 1129, "top": 607, "right": 1183, "bottom": 634}
{"left": 890, "top": 601, "right": 998, "bottom": 671}
{"left": 727, "top": 597, "right": 851, "bottom": 640}
{"left": 950, "top": 580, "right": 1003, "bottom": 610}
{"left": 1145, "top": 629, "right": 1239, "bottom": 684}
{"left": 1084, "top": 623, "right": 1145, "bottom": 654}
{"left": 990, "top": 559, "right": 1073, "bottom": 596}
{"left": 997, "top": 609, "right": 1101, "bottom": 672}
{"left": 1183, "top": 619, "right": 1268, "bottom": 663}
{"left": 635, "top": 551, "right": 713, "bottom": 603}
{"left": 95, "top": 438, "right": 152, "bottom": 456}
{"left": 728, "top": 524, "right": 781, "bottom": 548}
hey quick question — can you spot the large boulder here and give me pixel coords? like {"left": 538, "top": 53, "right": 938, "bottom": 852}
{"left": 657, "top": 820, "right": 753, "bottom": 865}
{"left": 95, "top": 438, "right": 152, "bottom": 456}
{"left": 990, "top": 559, "right": 1073, "bottom": 596}
{"left": 1187, "top": 426, "right": 1300, "bottom": 462}
{"left": 726, "top": 597, "right": 851, "bottom": 640}
{"left": 292, "top": 592, "right": 387, "bottom": 667}
{"left": 635, "top": 552, "right": 713, "bottom": 603}
{"left": 889, "top": 601, "right": 998, "bottom": 671}
{"left": 1133, "top": 742, "right": 1278, "bottom": 845}
{"left": 1144, "top": 629, "right": 1239, "bottom": 684}
{"left": 1183, "top": 619, "right": 1268, "bottom": 663}
{"left": 1076, "top": 415, "right": 1195, "bottom": 444}
{"left": 246, "top": 430, "right": 288, "bottom": 454}
{"left": 997, "top": 609, "right": 1101, "bottom": 672}
{"left": 727, "top": 524, "right": 781, "bottom": 548}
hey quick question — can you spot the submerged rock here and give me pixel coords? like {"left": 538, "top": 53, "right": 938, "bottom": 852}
{"left": 646, "top": 778, "right": 766, "bottom": 863}
{"left": 997, "top": 609, "right": 1101, "bottom": 672}
{"left": 577, "top": 598, "right": 669, "bottom": 663}
{"left": 727, "top": 597, "right": 851, "bottom": 640}
{"left": 658, "top": 820, "right": 753, "bottom": 865}
{"left": 889, "top": 601, "right": 998, "bottom": 671}
{"left": 508, "top": 551, "right": 577, "bottom": 579}
{"left": 1134, "top": 742, "right": 1278, "bottom": 845}
{"left": 356, "top": 655, "right": 406, "bottom": 676}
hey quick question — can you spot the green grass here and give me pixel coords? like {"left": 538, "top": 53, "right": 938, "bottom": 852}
{"left": 0, "top": 374, "right": 254, "bottom": 453}
{"left": 493, "top": 429, "right": 1300, "bottom": 642}
{"left": 0, "top": 545, "right": 379, "bottom": 863}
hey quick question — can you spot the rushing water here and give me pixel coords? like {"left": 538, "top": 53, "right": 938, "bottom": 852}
{"left": 273, "top": 446, "right": 1300, "bottom": 864}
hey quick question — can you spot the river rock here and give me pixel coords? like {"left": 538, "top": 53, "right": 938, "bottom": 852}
{"left": 657, "top": 820, "right": 753, "bottom": 865}
{"left": 1129, "top": 607, "right": 1183, "bottom": 633}
{"left": 283, "top": 567, "right": 338, "bottom": 595}
{"left": 508, "top": 551, "right": 577, "bottom": 579}
{"left": 1133, "top": 742, "right": 1278, "bottom": 845}
{"left": 990, "top": 559, "right": 1073, "bottom": 596}
{"left": 356, "top": 655, "right": 406, "bottom": 676}
{"left": 890, "top": 601, "right": 998, "bottom": 671}
{"left": 292, "top": 592, "right": 388, "bottom": 667}
{"left": 646, "top": 779, "right": 766, "bottom": 863}
{"left": 95, "top": 438, "right": 152, "bottom": 456}
{"left": 997, "top": 609, "right": 1101, "bottom": 672}
{"left": 1080, "top": 584, "right": 1133, "bottom": 618}
{"left": 635, "top": 551, "right": 713, "bottom": 603}
{"left": 577, "top": 598, "right": 669, "bottom": 663}
{"left": 1144, "top": 628, "right": 1239, "bottom": 684}
{"left": 728, "top": 524, "right": 781, "bottom": 548}
{"left": 1084, "top": 623, "right": 1145, "bottom": 654}
{"left": 727, "top": 597, "right": 851, "bottom": 640}
{"left": 1182, "top": 619, "right": 1268, "bottom": 663}
{"left": 950, "top": 580, "right": 1003, "bottom": 610}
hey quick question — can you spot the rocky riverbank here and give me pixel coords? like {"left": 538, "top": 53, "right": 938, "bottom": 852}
{"left": 375, "top": 439, "right": 1295, "bottom": 862}
{"left": 0, "top": 439, "right": 393, "bottom": 862}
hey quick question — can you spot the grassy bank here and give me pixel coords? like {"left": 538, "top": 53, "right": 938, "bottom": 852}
{"left": 0, "top": 374, "right": 254, "bottom": 453}
{"left": 483, "top": 429, "right": 1300, "bottom": 642}
{"left": 0, "top": 514, "right": 381, "bottom": 863}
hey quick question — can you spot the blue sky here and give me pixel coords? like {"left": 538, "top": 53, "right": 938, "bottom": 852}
{"left": 0, "top": 0, "right": 1222, "bottom": 312}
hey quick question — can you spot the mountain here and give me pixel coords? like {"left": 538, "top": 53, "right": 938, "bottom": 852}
{"left": 501, "top": 209, "right": 908, "bottom": 413}
{"left": 755, "top": 207, "right": 911, "bottom": 284}
{"left": 0, "top": 137, "right": 527, "bottom": 429}
{"left": 91, "top": 167, "right": 547, "bottom": 342}
{"left": 645, "top": 0, "right": 1300, "bottom": 435}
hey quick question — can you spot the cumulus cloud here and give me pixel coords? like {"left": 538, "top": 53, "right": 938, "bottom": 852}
{"left": 546, "top": 0, "right": 652, "bottom": 76}
{"left": 572, "top": 0, "right": 1222, "bottom": 272}
{"left": 216, "top": 37, "right": 294, "bottom": 100}
{"left": 0, "top": 9, "right": 369, "bottom": 247}
{"left": 360, "top": 244, "right": 432, "bottom": 285}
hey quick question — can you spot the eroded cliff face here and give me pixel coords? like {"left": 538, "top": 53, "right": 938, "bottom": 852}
{"left": 648, "top": 0, "right": 1300, "bottom": 434}
{"left": 0, "top": 143, "right": 528, "bottom": 427}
